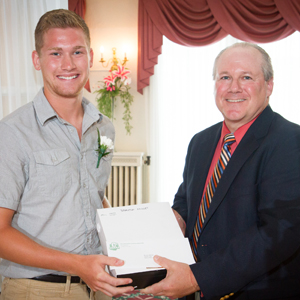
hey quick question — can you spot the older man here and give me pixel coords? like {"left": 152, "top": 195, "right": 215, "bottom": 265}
{"left": 142, "top": 43, "right": 300, "bottom": 300}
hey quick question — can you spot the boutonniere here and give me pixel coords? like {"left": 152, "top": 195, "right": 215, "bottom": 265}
{"left": 95, "top": 128, "right": 114, "bottom": 168}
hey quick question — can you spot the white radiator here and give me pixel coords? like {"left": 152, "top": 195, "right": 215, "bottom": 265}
{"left": 106, "top": 152, "right": 144, "bottom": 207}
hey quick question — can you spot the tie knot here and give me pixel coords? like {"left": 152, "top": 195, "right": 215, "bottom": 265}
{"left": 224, "top": 133, "right": 235, "bottom": 146}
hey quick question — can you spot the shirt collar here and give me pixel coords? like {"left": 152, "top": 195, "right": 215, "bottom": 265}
{"left": 221, "top": 116, "right": 258, "bottom": 147}
{"left": 33, "top": 89, "right": 57, "bottom": 125}
{"left": 82, "top": 97, "right": 103, "bottom": 123}
{"left": 33, "top": 88, "right": 102, "bottom": 126}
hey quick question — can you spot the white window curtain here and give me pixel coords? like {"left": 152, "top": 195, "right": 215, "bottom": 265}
{"left": 0, "top": 0, "right": 68, "bottom": 119}
{"left": 148, "top": 33, "right": 300, "bottom": 205}
{"left": 0, "top": 0, "right": 67, "bottom": 288}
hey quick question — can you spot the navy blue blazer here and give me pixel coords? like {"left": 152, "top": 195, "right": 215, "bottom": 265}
{"left": 173, "top": 105, "right": 300, "bottom": 300}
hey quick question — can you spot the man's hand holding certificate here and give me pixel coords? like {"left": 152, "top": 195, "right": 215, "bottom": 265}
{"left": 96, "top": 202, "right": 195, "bottom": 289}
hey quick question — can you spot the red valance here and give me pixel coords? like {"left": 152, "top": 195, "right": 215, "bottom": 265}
{"left": 138, "top": 0, "right": 300, "bottom": 94}
{"left": 68, "top": 0, "right": 86, "bottom": 19}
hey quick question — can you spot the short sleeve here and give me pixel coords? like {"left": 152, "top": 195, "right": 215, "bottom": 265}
{"left": 0, "top": 122, "right": 27, "bottom": 210}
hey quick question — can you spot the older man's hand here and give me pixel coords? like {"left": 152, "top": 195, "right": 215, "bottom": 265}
{"left": 141, "top": 255, "right": 200, "bottom": 299}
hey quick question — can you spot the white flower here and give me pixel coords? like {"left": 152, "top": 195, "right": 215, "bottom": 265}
{"left": 100, "top": 135, "right": 114, "bottom": 150}
{"left": 124, "top": 77, "right": 132, "bottom": 85}
{"left": 96, "top": 129, "right": 114, "bottom": 168}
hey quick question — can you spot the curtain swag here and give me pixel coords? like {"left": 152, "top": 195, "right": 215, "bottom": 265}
{"left": 68, "top": 0, "right": 86, "bottom": 19}
{"left": 138, "top": 0, "right": 300, "bottom": 94}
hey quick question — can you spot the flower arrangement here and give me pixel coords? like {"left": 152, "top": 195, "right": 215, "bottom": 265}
{"left": 94, "top": 64, "right": 134, "bottom": 135}
{"left": 95, "top": 128, "right": 114, "bottom": 168}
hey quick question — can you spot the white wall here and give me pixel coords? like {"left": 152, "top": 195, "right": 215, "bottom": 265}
{"left": 84, "top": 0, "right": 150, "bottom": 203}
{"left": 84, "top": 0, "right": 147, "bottom": 153}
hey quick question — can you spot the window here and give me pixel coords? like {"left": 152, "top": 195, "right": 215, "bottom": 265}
{"left": 149, "top": 33, "right": 300, "bottom": 205}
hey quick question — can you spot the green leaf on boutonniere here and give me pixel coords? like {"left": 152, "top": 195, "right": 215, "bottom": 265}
{"left": 96, "top": 128, "right": 114, "bottom": 168}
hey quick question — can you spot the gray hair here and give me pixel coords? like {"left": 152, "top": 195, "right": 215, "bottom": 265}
{"left": 212, "top": 42, "right": 274, "bottom": 81}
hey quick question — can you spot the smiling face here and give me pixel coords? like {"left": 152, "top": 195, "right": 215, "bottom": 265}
{"left": 214, "top": 46, "right": 273, "bottom": 132}
{"left": 32, "top": 27, "right": 93, "bottom": 102}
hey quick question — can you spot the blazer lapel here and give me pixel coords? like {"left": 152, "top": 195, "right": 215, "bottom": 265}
{"left": 187, "top": 125, "right": 222, "bottom": 236}
{"left": 200, "top": 106, "right": 275, "bottom": 233}
{"left": 201, "top": 133, "right": 259, "bottom": 231}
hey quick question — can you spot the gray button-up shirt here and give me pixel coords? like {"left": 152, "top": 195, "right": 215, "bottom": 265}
{"left": 0, "top": 89, "right": 114, "bottom": 278}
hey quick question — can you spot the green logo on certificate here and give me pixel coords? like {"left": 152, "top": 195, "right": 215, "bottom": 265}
{"left": 109, "top": 242, "right": 120, "bottom": 250}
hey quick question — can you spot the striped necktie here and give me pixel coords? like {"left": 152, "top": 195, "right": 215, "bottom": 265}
{"left": 190, "top": 133, "right": 236, "bottom": 261}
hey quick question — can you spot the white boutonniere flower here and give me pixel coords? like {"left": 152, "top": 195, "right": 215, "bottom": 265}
{"left": 95, "top": 128, "right": 114, "bottom": 168}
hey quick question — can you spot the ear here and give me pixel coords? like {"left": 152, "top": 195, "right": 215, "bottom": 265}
{"left": 32, "top": 50, "right": 41, "bottom": 71}
{"left": 266, "top": 77, "right": 274, "bottom": 98}
{"left": 89, "top": 48, "right": 94, "bottom": 68}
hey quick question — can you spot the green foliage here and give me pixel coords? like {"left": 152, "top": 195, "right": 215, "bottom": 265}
{"left": 120, "top": 85, "right": 134, "bottom": 134}
{"left": 95, "top": 88, "right": 114, "bottom": 119}
{"left": 94, "top": 77, "right": 134, "bottom": 135}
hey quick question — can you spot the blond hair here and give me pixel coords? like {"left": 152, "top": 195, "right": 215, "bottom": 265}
{"left": 35, "top": 9, "right": 90, "bottom": 54}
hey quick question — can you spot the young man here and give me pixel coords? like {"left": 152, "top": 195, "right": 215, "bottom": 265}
{"left": 142, "top": 43, "right": 300, "bottom": 300}
{"left": 0, "top": 9, "right": 133, "bottom": 300}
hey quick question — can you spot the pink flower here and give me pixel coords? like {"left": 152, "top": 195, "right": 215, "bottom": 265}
{"left": 112, "top": 64, "right": 130, "bottom": 81}
{"left": 104, "top": 74, "right": 117, "bottom": 87}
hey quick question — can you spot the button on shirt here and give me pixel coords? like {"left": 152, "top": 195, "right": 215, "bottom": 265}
{"left": 0, "top": 89, "right": 115, "bottom": 278}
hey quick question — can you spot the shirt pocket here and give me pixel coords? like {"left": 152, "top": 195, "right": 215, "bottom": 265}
{"left": 33, "top": 148, "right": 72, "bottom": 197}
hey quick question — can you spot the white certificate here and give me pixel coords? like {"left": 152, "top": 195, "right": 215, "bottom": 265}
{"left": 96, "top": 202, "right": 195, "bottom": 278}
